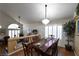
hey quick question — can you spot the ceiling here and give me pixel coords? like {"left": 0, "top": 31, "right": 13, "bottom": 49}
{"left": 0, "top": 3, "right": 78, "bottom": 24}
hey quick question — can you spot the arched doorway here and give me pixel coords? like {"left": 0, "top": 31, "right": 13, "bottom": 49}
{"left": 8, "top": 24, "right": 20, "bottom": 38}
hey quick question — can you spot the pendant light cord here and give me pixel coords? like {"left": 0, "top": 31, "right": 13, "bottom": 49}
{"left": 42, "top": 4, "right": 50, "bottom": 25}
{"left": 45, "top": 4, "right": 47, "bottom": 19}
{"left": 18, "top": 16, "right": 21, "bottom": 24}
{"left": 18, "top": 16, "right": 21, "bottom": 28}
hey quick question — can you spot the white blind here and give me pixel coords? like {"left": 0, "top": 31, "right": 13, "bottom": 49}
{"left": 45, "top": 25, "right": 62, "bottom": 39}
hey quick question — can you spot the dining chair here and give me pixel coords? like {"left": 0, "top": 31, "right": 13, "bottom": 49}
{"left": 22, "top": 42, "right": 34, "bottom": 56}
{"left": 51, "top": 39, "right": 59, "bottom": 56}
{"left": 3, "top": 36, "right": 10, "bottom": 46}
{"left": 1, "top": 36, "right": 10, "bottom": 56}
{"left": 43, "top": 39, "right": 59, "bottom": 56}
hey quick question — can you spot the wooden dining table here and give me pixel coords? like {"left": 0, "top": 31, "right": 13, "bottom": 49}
{"left": 32, "top": 38, "right": 58, "bottom": 56}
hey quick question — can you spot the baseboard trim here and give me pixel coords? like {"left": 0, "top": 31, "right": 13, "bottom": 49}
{"left": 58, "top": 46, "right": 65, "bottom": 48}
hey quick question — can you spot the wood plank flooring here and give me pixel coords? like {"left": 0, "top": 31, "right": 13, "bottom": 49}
{"left": 58, "top": 47, "right": 74, "bottom": 56}
{"left": 10, "top": 47, "right": 75, "bottom": 56}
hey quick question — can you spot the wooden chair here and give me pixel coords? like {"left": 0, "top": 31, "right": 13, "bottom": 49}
{"left": 51, "top": 39, "right": 59, "bottom": 56}
{"left": 42, "top": 39, "right": 59, "bottom": 56}
{"left": 32, "top": 36, "right": 40, "bottom": 43}
{"left": 1, "top": 36, "right": 10, "bottom": 55}
{"left": 3, "top": 36, "right": 10, "bottom": 46}
{"left": 22, "top": 42, "right": 34, "bottom": 56}
{"left": 22, "top": 42, "right": 27, "bottom": 56}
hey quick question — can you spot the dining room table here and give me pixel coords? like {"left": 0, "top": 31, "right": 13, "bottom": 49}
{"left": 32, "top": 38, "right": 58, "bottom": 56}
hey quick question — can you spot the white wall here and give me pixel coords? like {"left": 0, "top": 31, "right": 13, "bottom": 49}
{"left": 23, "top": 24, "right": 31, "bottom": 35}
{"left": 22, "top": 22, "right": 45, "bottom": 38}
{"left": 0, "top": 11, "right": 23, "bottom": 35}
{"left": 29, "top": 23, "right": 45, "bottom": 38}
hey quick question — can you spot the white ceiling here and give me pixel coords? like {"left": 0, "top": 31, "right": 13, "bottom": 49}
{"left": 0, "top": 3, "right": 78, "bottom": 24}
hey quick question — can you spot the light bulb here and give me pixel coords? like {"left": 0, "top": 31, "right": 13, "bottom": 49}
{"left": 42, "top": 19, "right": 50, "bottom": 25}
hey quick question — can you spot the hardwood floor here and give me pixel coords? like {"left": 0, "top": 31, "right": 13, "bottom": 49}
{"left": 58, "top": 47, "right": 74, "bottom": 56}
{"left": 10, "top": 47, "right": 75, "bottom": 56}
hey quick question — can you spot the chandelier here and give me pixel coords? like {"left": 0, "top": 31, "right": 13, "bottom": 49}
{"left": 42, "top": 4, "right": 50, "bottom": 25}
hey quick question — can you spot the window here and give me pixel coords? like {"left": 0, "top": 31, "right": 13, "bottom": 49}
{"left": 8, "top": 24, "right": 20, "bottom": 38}
{"left": 0, "top": 25, "right": 2, "bottom": 28}
{"left": 45, "top": 25, "right": 62, "bottom": 39}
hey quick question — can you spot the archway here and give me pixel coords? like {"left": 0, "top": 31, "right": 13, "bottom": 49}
{"left": 8, "top": 24, "right": 20, "bottom": 38}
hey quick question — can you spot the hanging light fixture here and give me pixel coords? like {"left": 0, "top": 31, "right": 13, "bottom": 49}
{"left": 18, "top": 16, "right": 21, "bottom": 28}
{"left": 42, "top": 4, "right": 50, "bottom": 25}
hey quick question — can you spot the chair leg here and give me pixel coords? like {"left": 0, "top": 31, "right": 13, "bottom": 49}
{"left": 23, "top": 49, "right": 26, "bottom": 56}
{"left": 55, "top": 49, "right": 58, "bottom": 56}
{"left": 30, "top": 50, "right": 32, "bottom": 56}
